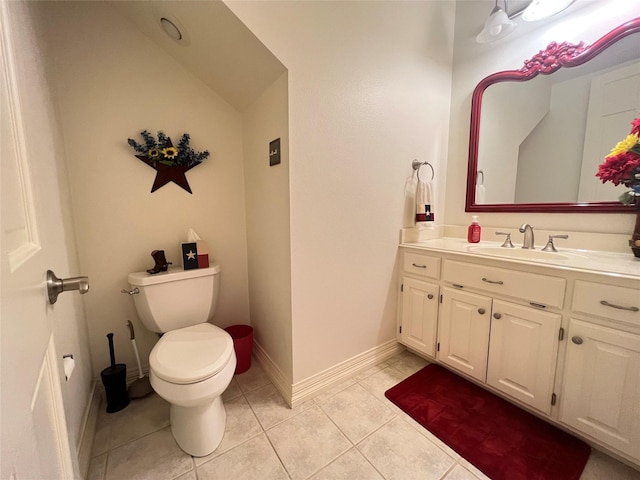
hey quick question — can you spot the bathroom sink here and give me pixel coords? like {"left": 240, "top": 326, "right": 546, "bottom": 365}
{"left": 467, "top": 246, "right": 579, "bottom": 261}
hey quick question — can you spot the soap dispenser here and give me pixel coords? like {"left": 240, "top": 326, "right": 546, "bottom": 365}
{"left": 467, "top": 216, "right": 481, "bottom": 243}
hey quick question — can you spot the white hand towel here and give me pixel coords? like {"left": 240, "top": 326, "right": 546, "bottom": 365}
{"left": 476, "top": 183, "right": 486, "bottom": 204}
{"left": 415, "top": 179, "right": 434, "bottom": 227}
{"left": 403, "top": 174, "right": 418, "bottom": 228}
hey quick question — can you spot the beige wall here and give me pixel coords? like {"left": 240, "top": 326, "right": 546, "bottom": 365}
{"left": 227, "top": 1, "right": 456, "bottom": 383}
{"left": 447, "top": 0, "right": 639, "bottom": 237}
{"left": 39, "top": 1, "right": 251, "bottom": 377}
{"left": 242, "top": 73, "right": 293, "bottom": 382}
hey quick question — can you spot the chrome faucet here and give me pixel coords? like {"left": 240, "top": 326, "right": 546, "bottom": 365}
{"left": 519, "top": 223, "right": 535, "bottom": 249}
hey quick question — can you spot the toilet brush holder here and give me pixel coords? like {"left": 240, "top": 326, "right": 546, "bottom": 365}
{"left": 100, "top": 333, "right": 130, "bottom": 413}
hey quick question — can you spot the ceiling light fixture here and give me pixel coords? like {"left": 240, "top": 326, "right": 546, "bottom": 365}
{"left": 156, "top": 13, "right": 190, "bottom": 46}
{"left": 476, "top": 0, "right": 517, "bottom": 44}
{"left": 522, "top": 0, "right": 576, "bottom": 22}
{"left": 160, "top": 17, "right": 182, "bottom": 41}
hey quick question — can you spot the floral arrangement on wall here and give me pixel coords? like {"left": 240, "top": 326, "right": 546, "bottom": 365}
{"left": 127, "top": 130, "right": 210, "bottom": 194}
{"left": 128, "top": 130, "right": 209, "bottom": 167}
{"left": 596, "top": 115, "right": 640, "bottom": 206}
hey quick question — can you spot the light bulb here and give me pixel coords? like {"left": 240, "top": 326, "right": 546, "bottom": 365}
{"left": 522, "top": 0, "right": 576, "bottom": 22}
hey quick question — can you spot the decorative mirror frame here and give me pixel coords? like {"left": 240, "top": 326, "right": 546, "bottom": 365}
{"left": 466, "top": 17, "right": 640, "bottom": 213}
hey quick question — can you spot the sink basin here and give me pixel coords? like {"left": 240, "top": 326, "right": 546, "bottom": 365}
{"left": 467, "top": 246, "right": 580, "bottom": 262}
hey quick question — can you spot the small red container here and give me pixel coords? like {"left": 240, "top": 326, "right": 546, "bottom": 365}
{"left": 224, "top": 325, "right": 253, "bottom": 374}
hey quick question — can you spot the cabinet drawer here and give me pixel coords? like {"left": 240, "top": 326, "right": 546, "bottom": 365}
{"left": 403, "top": 252, "right": 440, "bottom": 279}
{"left": 572, "top": 280, "right": 640, "bottom": 326}
{"left": 443, "top": 260, "right": 565, "bottom": 309}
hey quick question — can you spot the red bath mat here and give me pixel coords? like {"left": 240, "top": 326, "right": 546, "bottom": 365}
{"left": 385, "top": 364, "right": 590, "bottom": 480}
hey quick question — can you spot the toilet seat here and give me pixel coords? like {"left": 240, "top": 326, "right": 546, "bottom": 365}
{"left": 150, "top": 323, "right": 234, "bottom": 385}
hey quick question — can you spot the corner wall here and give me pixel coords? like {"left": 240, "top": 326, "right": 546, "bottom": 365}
{"left": 242, "top": 72, "right": 293, "bottom": 384}
{"left": 226, "top": 1, "right": 456, "bottom": 383}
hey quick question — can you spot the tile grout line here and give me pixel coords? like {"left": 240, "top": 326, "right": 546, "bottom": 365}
{"left": 351, "top": 416, "right": 401, "bottom": 480}
{"left": 243, "top": 382, "right": 293, "bottom": 480}
{"left": 261, "top": 423, "right": 294, "bottom": 479}
{"left": 305, "top": 402, "right": 358, "bottom": 478}
{"left": 312, "top": 380, "right": 403, "bottom": 480}
{"left": 196, "top": 387, "right": 294, "bottom": 478}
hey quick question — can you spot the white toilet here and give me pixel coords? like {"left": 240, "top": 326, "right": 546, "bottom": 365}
{"left": 127, "top": 264, "right": 236, "bottom": 457}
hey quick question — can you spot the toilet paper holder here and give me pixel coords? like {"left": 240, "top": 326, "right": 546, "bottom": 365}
{"left": 47, "top": 269, "right": 90, "bottom": 304}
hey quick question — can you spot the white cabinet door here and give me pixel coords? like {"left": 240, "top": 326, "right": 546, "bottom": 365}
{"left": 438, "top": 287, "right": 491, "bottom": 382}
{"left": 487, "top": 301, "right": 561, "bottom": 414}
{"left": 560, "top": 319, "right": 640, "bottom": 461}
{"left": 400, "top": 277, "right": 439, "bottom": 357}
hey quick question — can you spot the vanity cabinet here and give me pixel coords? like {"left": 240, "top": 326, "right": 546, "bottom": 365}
{"left": 559, "top": 280, "right": 640, "bottom": 460}
{"left": 398, "top": 242, "right": 640, "bottom": 466}
{"left": 439, "top": 259, "right": 564, "bottom": 416}
{"left": 398, "top": 252, "right": 441, "bottom": 357}
{"left": 438, "top": 287, "right": 561, "bottom": 414}
{"left": 486, "top": 300, "right": 560, "bottom": 414}
{"left": 438, "top": 287, "right": 490, "bottom": 382}
{"left": 400, "top": 278, "right": 439, "bottom": 356}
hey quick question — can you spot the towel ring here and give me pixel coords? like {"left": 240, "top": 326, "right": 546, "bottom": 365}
{"left": 412, "top": 159, "right": 434, "bottom": 182}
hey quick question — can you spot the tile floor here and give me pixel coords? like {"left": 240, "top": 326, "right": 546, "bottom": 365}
{"left": 88, "top": 350, "right": 640, "bottom": 480}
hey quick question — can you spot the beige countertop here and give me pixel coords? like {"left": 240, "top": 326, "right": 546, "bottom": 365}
{"left": 401, "top": 237, "right": 640, "bottom": 280}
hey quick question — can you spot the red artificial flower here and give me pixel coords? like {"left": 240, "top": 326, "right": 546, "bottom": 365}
{"left": 631, "top": 116, "right": 640, "bottom": 136}
{"left": 596, "top": 151, "right": 640, "bottom": 186}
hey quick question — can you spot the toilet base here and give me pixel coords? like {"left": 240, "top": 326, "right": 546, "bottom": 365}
{"left": 170, "top": 396, "right": 226, "bottom": 457}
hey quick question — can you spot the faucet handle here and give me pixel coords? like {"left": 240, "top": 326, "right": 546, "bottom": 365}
{"left": 542, "top": 234, "right": 568, "bottom": 252}
{"left": 495, "top": 232, "right": 515, "bottom": 248}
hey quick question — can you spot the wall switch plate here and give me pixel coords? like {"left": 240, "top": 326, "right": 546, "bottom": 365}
{"left": 269, "top": 138, "right": 281, "bottom": 166}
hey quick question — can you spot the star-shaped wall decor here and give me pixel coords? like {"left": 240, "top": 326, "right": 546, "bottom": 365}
{"left": 128, "top": 132, "right": 209, "bottom": 194}
{"left": 135, "top": 155, "right": 198, "bottom": 193}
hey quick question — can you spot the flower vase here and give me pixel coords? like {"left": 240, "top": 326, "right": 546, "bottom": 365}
{"left": 632, "top": 203, "right": 640, "bottom": 258}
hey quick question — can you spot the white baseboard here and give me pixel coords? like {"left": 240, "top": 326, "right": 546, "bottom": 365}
{"left": 252, "top": 341, "right": 293, "bottom": 407}
{"left": 290, "top": 340, "right": 404, "bottom": 407}
{"left": 253, "top": 340, "right": 404, "bottom": 408}
{"left": 77, "top": 380, "right": 100, "bottom": 480}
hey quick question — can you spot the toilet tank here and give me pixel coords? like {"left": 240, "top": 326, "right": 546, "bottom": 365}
{"left": 128, "top": 264, "right": 221, "bottom": 333}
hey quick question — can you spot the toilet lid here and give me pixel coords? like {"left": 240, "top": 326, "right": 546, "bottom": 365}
{"left": 150, "top": 323, "right": 234, "bottom": 384}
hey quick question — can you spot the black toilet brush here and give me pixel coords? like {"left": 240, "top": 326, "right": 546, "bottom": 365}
{"left": 100, "top": 333, "right": 130, "bottom": 413}
{"left": 126, "top": 320, "right": 153, "bottom": 399}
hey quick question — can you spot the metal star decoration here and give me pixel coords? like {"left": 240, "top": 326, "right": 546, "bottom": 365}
{"left": 135, "top": 152, "right": 197, "bottom": 194}
{"left": 127, "top": 131, "right": 209, "bottom": 194}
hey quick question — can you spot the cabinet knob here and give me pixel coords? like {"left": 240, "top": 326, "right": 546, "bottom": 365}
{"left": 478, "top": 308, "right": 485, "bottom": 315}
{"left": 427, "top": 294, "right": 434, "bottom": 300}
{"left": 493, "top": 313, "right": 502, "bottom": 319}
{"left": 571, "top": 336, "right": 583, "bottom": 345}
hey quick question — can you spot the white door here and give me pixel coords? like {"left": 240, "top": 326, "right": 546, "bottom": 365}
{"left": 486, "top": 301, "right": 560, "bottom": 414}
{"left": 560, "top": 319, "right": 640, "bottom": 460}
{"left": 578, "top": 62, "right": 640, "bottom": 202}
{"left": 400, "top": 277, "right": 439, "bottom": 357}
{"left": 1, "top": 1, "right": 76, "bottom": 478}
{"left": 437, "top": 287, "right": 491, "bottom": 382}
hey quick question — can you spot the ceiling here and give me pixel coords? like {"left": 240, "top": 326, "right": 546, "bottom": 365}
{"left": 112, "top": 0, "right": 593, "bottom": 111}
{"left": 113, "top": 0, "right": 286, "bottom": 112}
